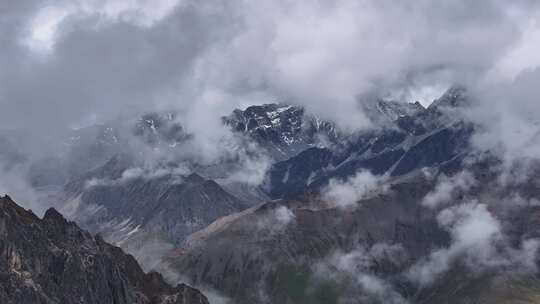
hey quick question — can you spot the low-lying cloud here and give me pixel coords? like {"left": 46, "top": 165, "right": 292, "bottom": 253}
{"left": 408, "top": 201, "right": 540, "bottom": 286}
{"left": 323, "top": 171, "right": 388, "bottom": 208}
{"left": 256, "top": 205, "right": 296, "bottom": 233}
{"left": 314, "top": 242, "right": 408, "bottom": 304}
{"left": 422, "top": 171, "right": 476, "bottom": 209}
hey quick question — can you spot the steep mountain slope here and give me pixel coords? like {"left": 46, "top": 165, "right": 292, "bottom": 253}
{"left": 0, "top": 195, "right": 208, "bottom": 304}
{"left": 47, "top": 87, "right": 478, "bottom": 278}
{"left": 165, "top": 166, "right": 540, "bottom": 304}
{"left": 61, "top": 155, "right": 248, "bottom": 251}
{"left": 223, "top": 103, "right": 342, "bottom": 160}
{"left": 262, "top": 87, "right": 474, "bottom": 199}
{"left": 165, "top": 176, "right": 437, "bottom": 303}
{"left": 4, "top": 85, "right": 539, "bottom": 304}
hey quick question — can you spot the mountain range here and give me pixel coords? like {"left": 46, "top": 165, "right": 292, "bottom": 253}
{"left": 2, "top": 86, "right": 540, "bottom": 303}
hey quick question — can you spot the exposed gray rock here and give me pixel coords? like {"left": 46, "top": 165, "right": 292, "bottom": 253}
{"left": 0, "top": 195, "right": 209, "bottom": 304}
{"left": 223, "top": 103, "right": 341, "bottom": 160}
{"left": 261, "top": 87, "right": 475, "bottom": 199}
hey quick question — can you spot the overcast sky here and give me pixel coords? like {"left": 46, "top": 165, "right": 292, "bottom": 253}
{"left": 2, "top": 0, "right": 540, "bottom": 138}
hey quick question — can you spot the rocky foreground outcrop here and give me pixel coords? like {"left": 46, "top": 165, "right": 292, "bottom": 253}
{"left": 0, "top": 195, "right": 208, "bottom": 304}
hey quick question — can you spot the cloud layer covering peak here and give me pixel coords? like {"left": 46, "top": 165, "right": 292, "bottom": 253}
{"left": 2, "top": 0, "right": 540, "bottom": 133}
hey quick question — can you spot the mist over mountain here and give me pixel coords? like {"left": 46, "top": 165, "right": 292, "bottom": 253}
{"left": 3, "top": 1, "right": 540, "bottom": 304}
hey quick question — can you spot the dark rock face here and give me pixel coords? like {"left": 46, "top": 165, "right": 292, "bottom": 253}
{"left": 391, "top": 122, "right": 473, "bottom": 176}
{"left": 223, "top": 103, "right": 341, "bottom": 160}
{"left": 261, "top": 87, "right": 475, "bottom": 199}
{"left": 263, "top": 147, "right": 334, "bottom": 198}
{"left": 133, "top": 112, "right": 191, "bottom": 146}
{"left": 63, "top": 155, "right": 248, "bottom": 246}
{"left": 0, "top": 195, "right": 208, "bottom": 304}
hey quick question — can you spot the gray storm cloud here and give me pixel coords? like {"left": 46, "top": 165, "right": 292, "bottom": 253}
{"left": 1, "top": 0, "right": 539, "bottom": 201}
{"left": 6, "top": 3, "right": 540, "bottom": 302}
{"left": 2, "top": 0, "right": 540, "bottom": 196}
{"left": 2, "top": 0, "right": 540, "bottom": 133}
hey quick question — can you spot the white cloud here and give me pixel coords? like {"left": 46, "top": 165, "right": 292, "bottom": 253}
{"left": 274, "top": 206, "right": 295, "bottom": 226}
{"left": 488, "top": 11, "right": 540, "bottom": 82}
{"left": 386, "top": 83, "right": 450, "bottom": 107}
{"left": 407, "top": 201, "right": 540, "bottom": 286}
{"left": 422, "top": 171, "right": 476, "bottom": 209}
{"left": 408, "top": 202, "right": 502, "bottom": 285}
{"left": 0, "top": 161, "right": 54, "bottom": 217}
{"left": 84, "top": 177, "right": 109, "bottom": 189}
{"left": 224, "top": 154, "right": 271, "bottom": 186}
{"left": 24, "top": 0, "right": 182, "bottom": 52}
{"left": 84, "top": 164, "right": 190, "bottom": 189}
{"left": 467, "top": 69, "right": 540, "bottom": 170}
{"left": 120, "top": 167, "right": 145, "bottom": 181}
{"left": 256, "top": 205, "right": 296, "bottom": 233}
{"left": 24, "top": 5, "right": 70, "bottom": 53}
{"left": 4, "top": 0, "right": 540, "bottom": 157}
{"left": 323, "top": 171, "right": 387, "bottom": 209}
{"left": 314, "top": 243, "right": 408, "bottom": 304}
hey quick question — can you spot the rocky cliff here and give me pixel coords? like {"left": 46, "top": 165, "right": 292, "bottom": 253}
{"left": 0, "top": 195, "right": 208, "bottom": 304}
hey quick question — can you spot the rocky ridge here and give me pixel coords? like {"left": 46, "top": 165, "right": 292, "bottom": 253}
{"left": 0, "top": 195, "right": 209, "bottom": 304}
